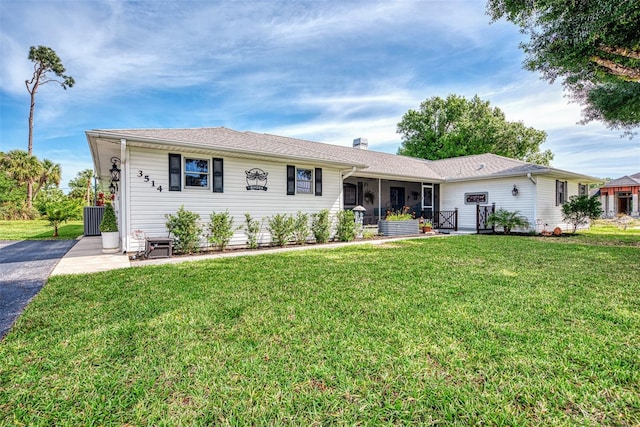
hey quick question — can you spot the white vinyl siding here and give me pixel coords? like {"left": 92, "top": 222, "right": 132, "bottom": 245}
{"left": 124, "top": 147, "right": 341, "bottom": 251}
{"left": 440, "top": 177, "right": 535, "bottom": 232}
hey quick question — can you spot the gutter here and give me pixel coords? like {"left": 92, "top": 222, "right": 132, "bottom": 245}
{"left": 86, "top": 131, "right": 366, "bottom": 170}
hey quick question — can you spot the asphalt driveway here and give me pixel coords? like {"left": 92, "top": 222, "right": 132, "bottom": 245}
{"left": 0, "top": 240, "right": 77, "bottom": 340}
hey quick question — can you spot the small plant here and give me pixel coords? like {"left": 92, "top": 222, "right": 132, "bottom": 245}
{"left": 45, "top": 200, "right": 73, "bottom": 237}
{"left": 208, "top": 210, "right": 235, "bottom": 251}
{"left": 487, "top": 208, "right": 530, "bottom": 234}
{"left": 336, "top": 209, "right": 356, "bottom": 242}
{"left": 292, "top": 211, "right": 310, "bottom": 245}
{"left": 385, "top": 206, "right": 413, "bottom": 221}
{"left": 99, "top": 203, "right": 118, "bottom": 233}
{"left": 561, "top": 195, "right": 602, "bottom": 233}
{"left": 244, "top": 213, "right": 262, "bottom": 249}
{"left": 267, "top": 213, "right": 294, "bottom": 247}
{"left": 311, "top": 209, "right": 331, "bottom": 243}
{"left": 165, "top": 206, "right": 202, "bottom": 254}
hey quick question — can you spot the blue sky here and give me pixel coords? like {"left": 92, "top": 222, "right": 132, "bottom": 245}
{"left": 1, "top": 0, "right": 638, "bottom": 189}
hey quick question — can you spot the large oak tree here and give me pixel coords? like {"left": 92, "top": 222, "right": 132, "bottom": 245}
{"left": 487, "top": 0, "right": 640, "bottom": 133}
{"left": 397, "top": 94, "right": 552, "bottom": 165}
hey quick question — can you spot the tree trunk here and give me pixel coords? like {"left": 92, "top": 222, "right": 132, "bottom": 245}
{"left": 27, "top": 181, "right": 33, "bottom": 210}
{"left": 28, "top": 84, "right": 36, "bottom": 155}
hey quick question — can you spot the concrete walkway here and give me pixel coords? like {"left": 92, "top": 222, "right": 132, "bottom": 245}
{"left": 51, "top": 236, "right": 130, "bottom": 275}
{"left": 51, "top": 232, "right": 462, "bottom": 275}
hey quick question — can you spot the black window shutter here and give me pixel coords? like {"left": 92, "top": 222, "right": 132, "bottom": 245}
{"left": 555, "top": 180, "right": 560, "bottom": 206}
{"left": 287, "top": 165, "right": 295, "bottom": 195}
{"left": 212, "top": 158, "right": 223, "bottom": 193}
{"left": 315, "top": 168, "right": 322, "bottom": 196}
{"left": 169, "top": 154, "right": 181, "bottom": 191}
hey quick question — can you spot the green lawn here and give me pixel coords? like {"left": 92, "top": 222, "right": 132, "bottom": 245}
{"left": 1, "top": 232, "right": 639, "bottom": 425}
{"left": 0, "top": 219, "right": 84, "bottom": 240}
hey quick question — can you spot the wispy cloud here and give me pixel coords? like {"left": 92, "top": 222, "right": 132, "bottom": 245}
{"left": 0, "top": 0, "right": 637, "bottom": 187}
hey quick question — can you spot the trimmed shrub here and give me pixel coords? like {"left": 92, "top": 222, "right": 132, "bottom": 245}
{"left": 292, "top": 211, "right": 310, "bottom": 245}
{"left": 99, "top": 203, "right": 118, "bottom": 233}
{"left": 336, "top": 209, "right": 356, "bottom": 242}
{"left": 244, "top": 213, "right": 262, "bottom": 249}
{"left": 165, "top": 206, "right": 202, "bottom": 254}
{"left": 208, "top": 210, "right": 235, "bottom": 251}
{"left": 311, "top": 209, "right": 331, "bottom": 243}
{"left": 267, "top": 213, "right": 294, "bottom": 247}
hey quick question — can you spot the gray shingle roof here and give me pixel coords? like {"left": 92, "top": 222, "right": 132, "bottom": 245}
{"left": 87, "top": 127, "right": 596, "bottom": 182}
{"left": 602, "top": 174, "right": 640, "bottom": 188}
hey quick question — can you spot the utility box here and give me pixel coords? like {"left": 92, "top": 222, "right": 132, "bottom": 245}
{"left": 145, "top": 238, "right": 172, "bottom": 259}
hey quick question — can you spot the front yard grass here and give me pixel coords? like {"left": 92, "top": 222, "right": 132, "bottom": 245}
{"left": 0, "top": 219, "right": 84, "bottom": 240}
{"left": 1, "top": 233, "right": 639, "bottom": 425}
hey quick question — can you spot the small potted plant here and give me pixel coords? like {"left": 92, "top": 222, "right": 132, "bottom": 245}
{"left": 100, "top": 203, "right": 119, "bottom": 252}
{"left": 422, "top": 220, "right": 433, "bottom": 233}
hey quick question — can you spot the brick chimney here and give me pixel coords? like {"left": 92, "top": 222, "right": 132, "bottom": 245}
{"left": 353, "top": 138, "right": 368, "bottom": 150}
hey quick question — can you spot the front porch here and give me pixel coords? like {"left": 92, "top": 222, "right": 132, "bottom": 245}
{"left": 343, "top": 177, "right": 457, "bottom": 231}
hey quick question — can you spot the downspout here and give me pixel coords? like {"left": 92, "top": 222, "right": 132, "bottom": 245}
{"left": 339, "top": 167, "right": 357, "bottom": 211}
{"left": 120, "top": 138, "right": 128, "bottom": 253}
{"left": 342, "top": 166, "right": 357, "bottom": 180}
{"left": 378, "top": 178, "right": 382, "bottom": 223}
{"left": 527, "top": 173, "right": 537, "bottom": 232}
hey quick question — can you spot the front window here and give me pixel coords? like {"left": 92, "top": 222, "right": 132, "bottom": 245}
{"left": 296, "top": 168, "right": 312, "bottom": 194}
{"left": 578, "top": 183, "right": 588, "bottom": 196}
{"left": 556, "top": 180, "right": 567, "bottom": 205}
{"left": 185, "top": 158, "right": 209, "bottom": 188}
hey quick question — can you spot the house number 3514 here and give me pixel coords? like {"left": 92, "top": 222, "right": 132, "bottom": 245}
{"left": 137, "top": 170, "right": 163, "bottom": 192}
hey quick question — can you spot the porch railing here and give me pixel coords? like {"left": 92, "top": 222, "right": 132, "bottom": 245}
{"left": 476, "top": 204, "right": 495, "bottom": 234}
{"left": 422, "top": 209, "right": 458, "bottom": 231}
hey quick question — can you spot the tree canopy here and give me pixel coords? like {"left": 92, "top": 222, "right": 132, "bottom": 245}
{"left": 0, "top": 150, "right": 64, "bottom": 219}
{"left": 397, "top": 94, "right": 552, "bottom": 165}
{"left": 487, "top": 0, "right": 640, "bottom": 133}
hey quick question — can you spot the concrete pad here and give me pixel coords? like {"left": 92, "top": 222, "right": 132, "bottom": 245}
{"left": 51, "top": 236, "right": 130, "bottom": 276}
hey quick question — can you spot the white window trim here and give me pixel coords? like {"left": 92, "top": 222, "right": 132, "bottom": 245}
{"left": 184, "top": 157, "right": 211, "bottom": 190}
{"left": 296, "top": 168, "right": 313, "bottom": 194}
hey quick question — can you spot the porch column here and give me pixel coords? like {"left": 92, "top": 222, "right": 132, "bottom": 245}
{"left": 378, "top": 178, "right": 382, "bottom": 223}
{"left": 608, "top": 193, "right": 615, "bottom": 216}
{"left": 632, "top": 191, "right": 639, "bottom": 217}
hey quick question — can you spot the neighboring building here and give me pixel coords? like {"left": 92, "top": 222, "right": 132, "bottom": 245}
{"left": 86, "top": 127, "right": 598, "bottom": 252}
{"left": 599, "top": 173, "right": 640, "bottom": 217}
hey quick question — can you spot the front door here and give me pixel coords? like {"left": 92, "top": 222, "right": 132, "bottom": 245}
{"left": 390, "top": 187, "right": 405, "bottom": 212}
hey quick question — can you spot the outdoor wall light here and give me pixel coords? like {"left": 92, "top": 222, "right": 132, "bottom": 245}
{"left": 109, "top": 157, "right": 121, "bottom": 194}
{"left": 512, "top": 185, "right": 519, "bottom": 196}
{"left": 109, "top": 157, "right": 121, "bottom": 182}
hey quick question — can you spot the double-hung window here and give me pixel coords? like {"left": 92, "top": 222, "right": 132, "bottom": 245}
{"left": 296, "top": 168, "right": 313, "bottom": 194}
{"left": 578, "top": 183, "right": 588, "bottom": 196}
{"left": 287, "top": 165, "right": 322, "bottom": 196}
{"left": 556, "top": 180, "right": 568, "bottom": 205}
{"left": 185, "top": 158, "right": 209, "bottom": 188}
{"left": 169, "top": 154, "right": 224, "bottom": 192}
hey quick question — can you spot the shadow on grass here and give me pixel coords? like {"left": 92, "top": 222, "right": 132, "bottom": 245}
{"left": 26, "top": 224, "right": 84, "bottom": 240}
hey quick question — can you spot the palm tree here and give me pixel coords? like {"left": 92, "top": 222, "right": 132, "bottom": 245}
{"left": 33, "top": 159, "right": 61, "bottom": 201}
{"left": 487, "top": 209, "right": 530, "bottom": 234}
{"left": 68, "top": 169, "right": 95, "bottom": 206}
{"left": 0, "top": 150, "right": 42, "bottom": 209}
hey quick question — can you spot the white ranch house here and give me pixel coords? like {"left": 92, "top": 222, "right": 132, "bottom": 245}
{"left": 86, "top": 127, "right": 598, "bottom": 252}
